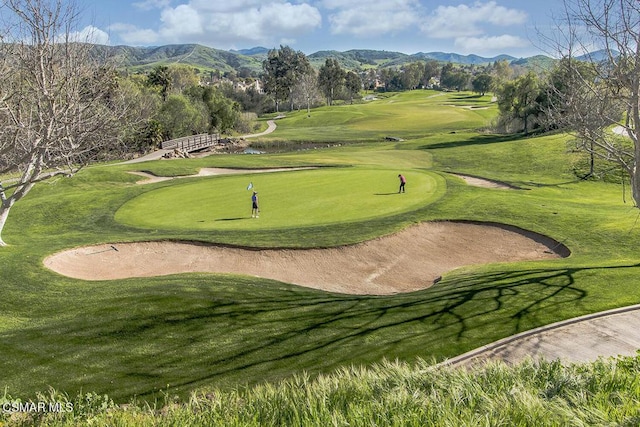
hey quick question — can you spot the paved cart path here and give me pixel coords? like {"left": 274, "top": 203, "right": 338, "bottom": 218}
{"left": 444, "top": 304, "right": 640, "bottom": 367}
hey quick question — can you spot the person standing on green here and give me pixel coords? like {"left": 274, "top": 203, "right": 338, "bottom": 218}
{"left": 251, "top": 191, "right": 260, "bottom": 218}
{"left": 398, "top": 174, "right": 406, "bottom": 193}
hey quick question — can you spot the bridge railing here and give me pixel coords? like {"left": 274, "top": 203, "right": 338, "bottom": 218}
{"left": 161, "top": 133, "right": 219, "bottom": 152}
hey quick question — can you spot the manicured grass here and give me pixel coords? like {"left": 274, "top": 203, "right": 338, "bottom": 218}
{"left": 258, "top": 90, "right": 496, "bottom": 143}
{"left": 115, "top": 168, "right": 444, "bottom": 231}
{"left": 1, "top": 90, "right": 640, "bottom": 406}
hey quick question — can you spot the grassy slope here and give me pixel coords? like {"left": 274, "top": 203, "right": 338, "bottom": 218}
{"left": 1, "top": 91, "right": 639, "bottom": 404}
{"left": 12, "top": 356, "right": 639, "bottom": 426}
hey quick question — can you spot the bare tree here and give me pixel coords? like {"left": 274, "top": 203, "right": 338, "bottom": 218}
{"left": 544, "top": 0, "right": 640, "bottom": 205}
{"left": 293, "top": 69, "right": 321, "bottom": 116}
{"left": 0, "top": 0, "right": 130, "bottom": 245}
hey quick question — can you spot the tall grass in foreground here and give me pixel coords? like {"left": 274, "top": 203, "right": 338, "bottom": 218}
{"left": 3, "top": 354, "right": 639, "bottom": 426}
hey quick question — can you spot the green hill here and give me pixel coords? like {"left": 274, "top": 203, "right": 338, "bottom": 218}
{"left": 92, "top": 43, "right": 264, "bottom": 73}
{"left": 510, "top": 54, "right": 557, "bottom": 71}
{"left": 90, "top": 43, "right": 555, "bottom": 73}
{"left": 411, "top": 51, "right": 516, "bottom": 64}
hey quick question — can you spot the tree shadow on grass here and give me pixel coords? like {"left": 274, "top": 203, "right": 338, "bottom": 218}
{"left": 450, "top": 94, "right": 484, "bottom": 100}
{"left": 3, "top": 263, "right": 639, "bottom": 402}
{"left": 514, "top": 179, "right": 585, "bottom": 188}
{"left": 422, "top": 133, "right": 526, "bottom": 150}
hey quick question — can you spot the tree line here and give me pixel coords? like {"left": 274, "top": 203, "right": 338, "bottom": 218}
{"left": 261, "top": 46, "right": 362, "bottom": 113}
{"left": 259, "top": 45, "right": 510, "bottom": 110}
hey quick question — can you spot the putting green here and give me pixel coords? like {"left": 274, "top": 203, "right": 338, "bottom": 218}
{"left": 115, "top": 168, "right": 445, "bottom": 230}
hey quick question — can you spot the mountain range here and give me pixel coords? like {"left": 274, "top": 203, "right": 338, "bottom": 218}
{"left": 98, "top": 43, "right": 556, "bottom": 74}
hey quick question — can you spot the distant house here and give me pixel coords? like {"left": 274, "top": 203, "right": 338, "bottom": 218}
{"left": 427, "top": 77, "right": 440, "bottom": 89}
{"left": 201, "top": 73, "right": 263, "bottom": 94}
{"left": 234, "top": 79, "right": 263, "bottom": 93}
{"left": 373, "top": 79, "right": 385, "bottom": 90}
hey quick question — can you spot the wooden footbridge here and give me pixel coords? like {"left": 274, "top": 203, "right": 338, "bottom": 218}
{"left": 160, "top": 133, "right": 220, "bottom": 152}
{"left": 121, "top": 119, "right": 278, "bottom": 164}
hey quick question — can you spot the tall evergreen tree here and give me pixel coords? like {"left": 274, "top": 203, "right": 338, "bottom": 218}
{"left": 318, "top": 58, "right": 346, "bottom": 106}
{"left": 344, "top": 71, "right": 362, "bottom": 104}
{"left": 262, "top": 46, "right": 311, "bottom": 112}
{"left": 147, "top": 65, "right": 172, "bottom": 102}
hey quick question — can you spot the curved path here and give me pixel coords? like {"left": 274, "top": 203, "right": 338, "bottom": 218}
{"left": 119, "top": 149, "right": 173, "bottom": 164}
{"left": 444, "top": 304, "right": 640, "bottom": 367}
{"left": 242, "top": 119, "right": 277, "bottom": 138}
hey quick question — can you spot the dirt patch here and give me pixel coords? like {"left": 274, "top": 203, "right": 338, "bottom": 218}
{"left": 44, "top": 222, "right": 567, "bottom": 295}
{"left": 129, "top": 167, "right": 317, "bottom": 185}
{"left": 451, "top": 173, "right": 519, "bottom": 190}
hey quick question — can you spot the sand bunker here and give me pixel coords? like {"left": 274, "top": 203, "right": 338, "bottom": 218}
{"left": 129, "top": 167, "right": 316, "bottom": 185}
{"left": 451, "top": 173, "right": 518, "bottom": 190}
{"left": 44, "top": 222, "right": 568, "bottom": 295}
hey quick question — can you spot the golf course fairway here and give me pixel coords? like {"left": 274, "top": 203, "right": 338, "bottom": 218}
{"left": 3, "top": 90, "right": 640, "bottom": 406}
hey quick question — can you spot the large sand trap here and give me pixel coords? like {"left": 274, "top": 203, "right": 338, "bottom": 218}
{"left": 44, "top": 222, "right": 568, "bottom": 295}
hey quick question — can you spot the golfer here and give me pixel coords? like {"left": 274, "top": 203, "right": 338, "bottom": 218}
{"left": 251, "top": 191, "right": 260, "bottom": 218}
{"left": 398, "top": 174, "right": 406, "bottom": 193}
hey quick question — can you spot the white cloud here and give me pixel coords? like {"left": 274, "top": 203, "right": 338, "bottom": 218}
{"left": 183, "top": 0, "right": 267, "bottom": 13}
{"left": 324, "top": 0, "right": 422, "bottom": 37}
{"left": 68, "top": 25, "right": 110, "bottom": 45}
{"left": 159, "top": 4, "right": 204, "bottom": 38}
{"left": 132, "top": 0, "right": 171, "bottom": 11}
{"left": 255, "top": 2, "right": 322, "bottom": 35}
{"left": 106, "top": 0, "right": 535, "bottom": 54}
{"left": 421, "top": 1, "right": 527, "bottom": 39}
{"left": 109, "top": 23, "right": 159, "bottom": 45}
{"left": 110, "top": 1, "right": 322, "bottom": 48}
{"left": 454, "top": 34, "right": 529, "bottom": 54}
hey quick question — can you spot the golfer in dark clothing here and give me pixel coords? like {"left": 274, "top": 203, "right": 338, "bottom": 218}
{"left": 398, "top": 174, "right": 406, "bottom": 193}
{"left": 251, "top": 191, "right": 259, "bottom": 218}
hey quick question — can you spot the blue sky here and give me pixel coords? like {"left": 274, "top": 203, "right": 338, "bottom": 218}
{"left": 76, "top": 0, "right": 562, "bottom": 57}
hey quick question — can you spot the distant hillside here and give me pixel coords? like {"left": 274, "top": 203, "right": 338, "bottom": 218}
{"left": 576, "top": 49, "right": 618, "bottom": 62}
{"left": 231, "top": 46, "right": 270, "bottom": 57}
{"left": 93, "top": 43, "right": 264, "bottom": 74}
{"left": 510, "top": 55, "right": 556, "bottom": 70}
{"left": 307, "top": 50, "right": 522, "bottom": 69}
{"left": 308, "top": 49, "right": 407, "bottom": 69}
{"left": 411, "top": 52, "right": 516, "bottom": 65}
{"left": 91, "top": 43, "right": 555, "bottom": 75}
